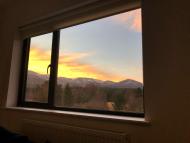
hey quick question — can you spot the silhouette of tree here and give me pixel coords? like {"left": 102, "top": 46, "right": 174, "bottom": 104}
{"left": 63, "top": 83, "right": 73, "bottom": 106}
{"left": 32, "top": 81, "right": 48, "bottom": 102}
{"left": 114, "top": 93, "right": 125, "bottom": 110}
{"left": 55, "top": 84, "right": 64, "bottom": 106}
{"left": 136, "top": 87, "right": 142, "bottom": 95}
{"left": 106, "top": 90, "right": 113, "bottom": 102}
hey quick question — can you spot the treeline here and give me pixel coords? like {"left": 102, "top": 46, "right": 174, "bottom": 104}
{"left": 26, "top": 81, "right": 144, "bottom": 113}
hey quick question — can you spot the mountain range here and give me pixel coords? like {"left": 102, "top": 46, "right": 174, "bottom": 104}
{"left": 27, "top": 71, "right": 143, "bottom": 89}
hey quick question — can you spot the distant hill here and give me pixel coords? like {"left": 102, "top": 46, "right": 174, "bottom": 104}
{"left": 26, "top": 71, "right": 49, "bottom": 88}
{"left": 109, "top": 79, "right": 143, "bottom": 88}
{"left": 27, "top": 71, "right": 143, "bottom": 89}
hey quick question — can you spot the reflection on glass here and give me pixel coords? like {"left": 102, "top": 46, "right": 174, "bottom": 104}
{"left": 25, "top": 33, "right": 53, "bottom": 102}
{"left": 55, "top": 9, "right": 144, "bottom": 113}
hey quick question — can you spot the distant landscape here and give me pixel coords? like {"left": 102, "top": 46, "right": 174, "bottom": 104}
{"left": 26, "top": 71, "right": 144, "bottom": 113}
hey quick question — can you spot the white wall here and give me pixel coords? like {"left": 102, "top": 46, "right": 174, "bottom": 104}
{"left": 0, "top": 0, "right": 190, "bottom": 143}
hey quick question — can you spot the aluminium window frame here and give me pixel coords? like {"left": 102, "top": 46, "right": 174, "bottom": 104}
{"left": 18, "top": 31, "right": 60, "bottom": 109}
{"left": 17, "top": 8, "right": 144, "bottom": 118}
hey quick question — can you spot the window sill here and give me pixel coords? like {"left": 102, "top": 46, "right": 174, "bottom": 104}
{"left": 3, "top": 107, "right": 150, "bottom": 126}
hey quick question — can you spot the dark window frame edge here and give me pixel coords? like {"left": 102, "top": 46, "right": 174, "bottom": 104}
{"left": 17, "top": 7, "right": 144, "bottom": 118}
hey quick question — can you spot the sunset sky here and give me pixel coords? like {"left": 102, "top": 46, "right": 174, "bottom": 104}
{"left": 28, "top": 9, "right": 143, "bottom": 83}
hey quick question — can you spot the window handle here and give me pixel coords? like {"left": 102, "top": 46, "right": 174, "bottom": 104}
{"left": 47, "top": 64, "right": 51, "bottom": 74}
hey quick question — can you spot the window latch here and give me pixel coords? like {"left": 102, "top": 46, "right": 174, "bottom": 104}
{"left": 47, "top": 64, "right": 51, "bottom": 74}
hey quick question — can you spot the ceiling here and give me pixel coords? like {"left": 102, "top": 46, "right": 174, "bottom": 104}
{"left": 0, "top": 0, "right": 12, "bottom": 6}
{"left": 0, "top": 0, "right": 5, "bottom": 5}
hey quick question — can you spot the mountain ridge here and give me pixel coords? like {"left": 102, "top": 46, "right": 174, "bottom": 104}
{"left": 27, "top": 71, "right": 143, "bottom": 89}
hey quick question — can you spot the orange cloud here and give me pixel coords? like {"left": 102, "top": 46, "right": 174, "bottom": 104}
{"left": 28, "top": 47, "right": 125, "bottom": 82}
{"left": 58, "top": 51, "right": 125, "bottom": 81}
{"left": 59, "top": 52, "right": 90, "bottom": 64}
{"left": 113, "top": 9, "right": 142, "bottom": 32}
{"left": 28, "top": 47, "right": 51, "bottom": 74}
{"left": 29, "top": 47, "right": 51, "bottom": 61}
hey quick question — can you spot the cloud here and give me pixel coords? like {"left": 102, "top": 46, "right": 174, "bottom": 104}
{"left": 58, "top": 51, "right": 125, "bottom": 81}
{"left": 29, "top": 47, "right": 51, "bottom": 61}
{"left": 28, "top": 47, "right": 125, "bottom": 82}
{"left": 28, "top": 47, "right": 52, "bottom": 75}
{"left": 112, "top": 9, "right": 142, "bottom": 32}
{"left": 58, "top": 52, "right": 90, "bottom": 64}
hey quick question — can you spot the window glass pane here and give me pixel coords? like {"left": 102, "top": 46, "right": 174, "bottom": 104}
{"left": 55, "top": 9, "right": 143, "bottom": 113}
{"left": 25, "top": 33, "right": 53, "bottom": 102}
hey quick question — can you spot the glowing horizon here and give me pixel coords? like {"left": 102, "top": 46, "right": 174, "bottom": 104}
{"left": 28, "top": 47, "right": 128, "bottom": 82}
{"left": 27, "top": 9, "right": 143, "bottom": 83}
{"left": 28, "top": 46, "right": 142, "bottom": 82}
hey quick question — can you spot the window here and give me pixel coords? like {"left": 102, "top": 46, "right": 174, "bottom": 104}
{"left": 25, "top": 33, "right": 53, "bottom": 103}
{"left": 18, "top": 8, "right": 144, "bottom": 117}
